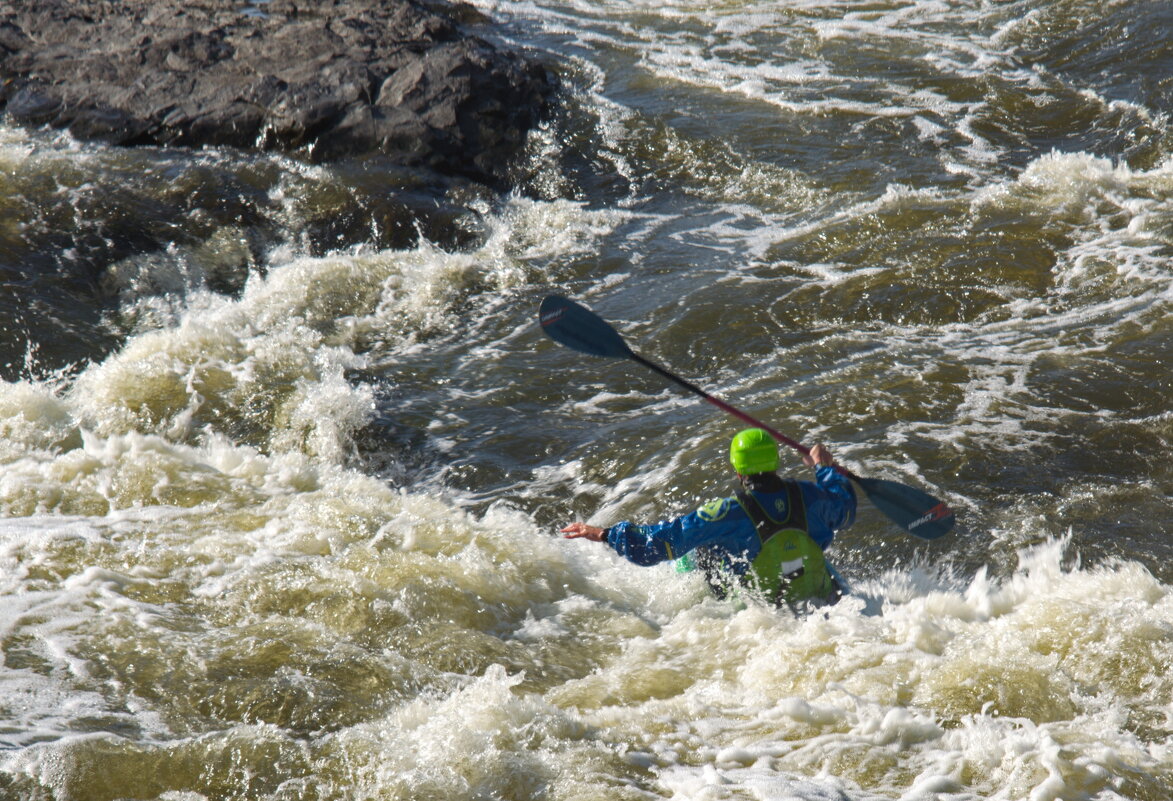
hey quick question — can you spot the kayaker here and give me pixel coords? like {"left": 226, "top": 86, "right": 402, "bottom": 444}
{"left": 562, "top": 428, "right": 857, "bottom": 609}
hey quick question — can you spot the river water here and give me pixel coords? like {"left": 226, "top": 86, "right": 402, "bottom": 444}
{"left": 0, "top": 0, "right": 1170, "bottom": 799}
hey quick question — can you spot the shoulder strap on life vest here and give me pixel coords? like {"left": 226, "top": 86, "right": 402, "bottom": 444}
{"left": 735, "top": 481, "right": 806, "bottom": 541}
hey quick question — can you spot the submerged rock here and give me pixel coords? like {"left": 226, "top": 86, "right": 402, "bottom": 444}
{"left": 0, "top": 0, "right": 554, "bottom": 186}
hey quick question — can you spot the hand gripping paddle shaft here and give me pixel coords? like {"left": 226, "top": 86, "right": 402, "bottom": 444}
{"left": 539, "top": 294, "right": 954, "bottom": 540}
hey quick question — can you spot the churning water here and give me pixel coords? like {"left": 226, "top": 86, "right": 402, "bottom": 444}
{"left": 0, "top": 0, "right": 1170, "bottom": 798}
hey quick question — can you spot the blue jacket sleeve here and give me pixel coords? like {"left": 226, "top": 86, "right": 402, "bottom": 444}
{"left": 605, "top": 520, "right": 679, "bottom": 566}
{"left": 605, "top": 497, "right": 749, "bottom": 566}
{"left": 802, "top": 466, "right": 857, "bottom": 548}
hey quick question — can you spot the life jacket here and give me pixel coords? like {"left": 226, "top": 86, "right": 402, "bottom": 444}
{"left": 734, "top": 482, "right": 841, "bottom": 608}
{"left": 687, "top": 481, "right": 841, "bottom": 609}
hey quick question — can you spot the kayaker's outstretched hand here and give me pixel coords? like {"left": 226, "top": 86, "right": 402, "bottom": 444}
{"left": 561, "top": 522, "right": 607, "bottom": 542}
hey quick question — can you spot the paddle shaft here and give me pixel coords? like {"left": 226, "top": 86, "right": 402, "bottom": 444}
{"left": 628, "top": 352, "right": 812, "bottom": 459}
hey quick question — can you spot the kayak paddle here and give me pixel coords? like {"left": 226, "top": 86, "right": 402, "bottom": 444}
{"left": 538, "top": 294, "right": 955, "bottom": 540}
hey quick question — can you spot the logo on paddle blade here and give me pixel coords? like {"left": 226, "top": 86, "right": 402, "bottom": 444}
{"left": 908, "top": 503, "right": 952, "bottom": 531}
{"left": 540, "top": 307, "right": 565, "bottom": 326}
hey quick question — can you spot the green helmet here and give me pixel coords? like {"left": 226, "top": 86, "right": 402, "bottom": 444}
{"left": 729, "top": 428, "right": 779, "bottom": 475}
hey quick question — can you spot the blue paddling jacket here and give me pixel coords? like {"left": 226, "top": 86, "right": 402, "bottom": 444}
{"left": 604, "top": 466, "right": 857, "bottom": 597}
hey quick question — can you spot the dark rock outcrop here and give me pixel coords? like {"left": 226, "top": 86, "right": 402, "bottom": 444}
{"left": 0, "top": 0, "right": 554, "bottom": 186}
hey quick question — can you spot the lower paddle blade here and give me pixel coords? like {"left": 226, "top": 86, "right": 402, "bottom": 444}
{"left": 539, "top": 295, "right": 634, "bottom": 359}
{"left": 854, "top": 476, "right": 955, "bottom": 540}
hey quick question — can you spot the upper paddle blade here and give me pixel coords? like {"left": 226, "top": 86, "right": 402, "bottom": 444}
{"left": 854, "top": 476, "right": 955, "bottom": 540}
{"left": 539, "top": 295, "right": 633, "bottom": 359}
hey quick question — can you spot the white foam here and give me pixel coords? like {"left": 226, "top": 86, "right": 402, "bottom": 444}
{"left": 568, "top": 536, "right": 1173, "bottom": 799}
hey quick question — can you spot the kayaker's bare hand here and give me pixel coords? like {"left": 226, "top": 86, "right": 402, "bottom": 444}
{"left": 803, "top": 443, "right": 836, "bottom": 468}
{"left": 561, "top": 523, "right": 607, "bottom": 541}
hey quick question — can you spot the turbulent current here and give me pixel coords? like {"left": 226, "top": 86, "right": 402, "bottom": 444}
{"left": 0, "top": 0, "right": 1170, "bottom": 799}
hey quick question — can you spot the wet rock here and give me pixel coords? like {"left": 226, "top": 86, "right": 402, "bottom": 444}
{"left": 0, "top": 0, "right": 554, "bottom": 187}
